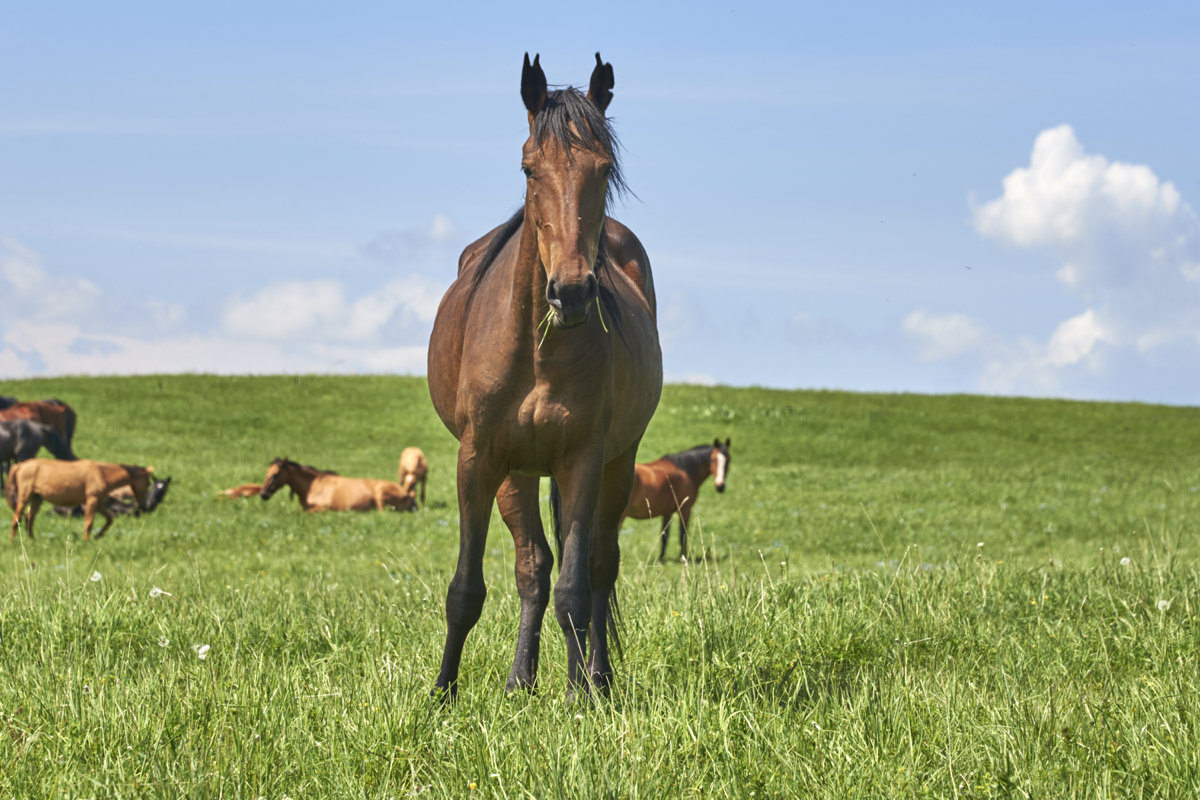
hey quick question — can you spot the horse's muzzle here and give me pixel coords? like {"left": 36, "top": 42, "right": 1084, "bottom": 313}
{"left": 547, "top": 274, "right": 598, "bottom": 328}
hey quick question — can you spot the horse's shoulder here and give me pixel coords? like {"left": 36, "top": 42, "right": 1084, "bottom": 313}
{"left": 457, "top": 219, "right": 519, "bottom": 276}
{"left": 603, "top": 217, "right": 656, "bottom": 311}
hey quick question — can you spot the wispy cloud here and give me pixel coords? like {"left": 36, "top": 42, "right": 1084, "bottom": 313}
{"left": 0, "top": 236, "right": 441, "bottom": 378}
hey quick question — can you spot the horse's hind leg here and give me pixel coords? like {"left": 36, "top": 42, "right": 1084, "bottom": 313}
{"left": 433, "top": 443, "right": 503, "bottom": 701}
{"left": 658, "top": 515, "right": 672, "bottom": 561}
{"left": 497, "top": 474, "right": 552, "bottom": 693}
{"left": 25, "top": 496, "right": 43, "bottom": 539}
{"left": 587, "top": 444, "right": 640, "bottom": 693}
{"left": 678, "top": 503, "right": 692, "bottom": 561}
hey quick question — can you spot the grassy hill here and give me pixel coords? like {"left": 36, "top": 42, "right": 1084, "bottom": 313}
{"left": 2, "top": 375, "right": 1198, "bottom": 797}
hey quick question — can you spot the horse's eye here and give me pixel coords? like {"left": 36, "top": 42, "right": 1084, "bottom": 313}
{"left": 522, "top": 165, "right": 533, "bottom": 179}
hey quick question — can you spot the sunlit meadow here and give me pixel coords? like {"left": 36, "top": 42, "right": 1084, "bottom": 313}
{"left": 2, "top": 375, "right": 1198, "bottom": 798}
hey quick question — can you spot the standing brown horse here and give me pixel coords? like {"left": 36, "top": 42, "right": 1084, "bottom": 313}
{"left": 622, "top": 439, "right": 732, "bottom": 561}
{"left": 7, "top": 458, "right": 154, "bottom": 541}
{"left": 0, "top": 399, "right": 78, "bottom": 451}
{"left": 426, "top": 53, "right": 662, "bottom": 699}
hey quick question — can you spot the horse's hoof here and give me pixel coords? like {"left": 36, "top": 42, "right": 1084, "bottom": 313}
{"left": 430, "top": 683, "right": 457, "bottom": 704}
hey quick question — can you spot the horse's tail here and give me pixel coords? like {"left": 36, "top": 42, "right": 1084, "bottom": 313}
{"left": 550, "top": 477, "right": 563, "bottom": 569}
{"left": 42, "top": 428, "right": 77, "bottom": 461}
{"left": 5, "top": 464, "right": 18, "bottom": 510}
{"left": 608, "top": 586, "right": 624, "bottom": 661}
{"left": 59, "top": 403, "right": 77, "bottom": 446}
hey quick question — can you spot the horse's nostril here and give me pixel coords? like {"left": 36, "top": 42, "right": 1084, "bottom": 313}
{"left": 546, "top": 279, "right": 563, "bottom": 308}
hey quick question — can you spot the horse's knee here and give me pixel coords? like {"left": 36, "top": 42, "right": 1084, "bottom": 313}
{"left": 445, "top": 574, "right": 487, "bottom": 629}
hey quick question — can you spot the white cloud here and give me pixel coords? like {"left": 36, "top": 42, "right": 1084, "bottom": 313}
{"left": 1045, "top": 309, "right": 1108, "bottom": 367}
{"left": 919, "top": 125, "right": 1200, "bottom": 398}
{"left": 902, "top": 310, "right": 985, "bottom": 361}
{"left": 972, "top": 125, "right": 1200, "bottom": 296}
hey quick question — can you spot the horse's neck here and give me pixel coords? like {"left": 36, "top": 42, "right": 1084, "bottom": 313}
{"left": 285, "top": 468, "right": 318, "bottom": 503}
{"left": 510, "top": 222, "right": 548, "bottom": 335}
{"left": 679, "top": 450, "right": 713, "bottom": 486}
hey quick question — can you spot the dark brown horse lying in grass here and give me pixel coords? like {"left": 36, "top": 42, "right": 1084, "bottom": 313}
{"left": 621, "top": 439, "right": 731, "bottom": 561}
{"left": 7, "top": 458, "right": 155, "bottom": 541}
{"left": 259, "top": 458, "right": 415, "bottom": 512}
{"left": 53, "top": 476, "right": 172, "bottom": 518}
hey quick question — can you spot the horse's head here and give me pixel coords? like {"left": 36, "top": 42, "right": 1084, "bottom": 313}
{"left": 260, "top": 457, "right": 289, "bottom": 500}
{"left": 521, "top": 53, "right": 623, "bottom": 329}
{"left": 144, "top": 477, "right": 172, "bottom": 512}
{"left": 127, "top": 465, "right": 155, "bottom": 510}
{"left": 710, "top": 438, "right": 732, "bottom": 493}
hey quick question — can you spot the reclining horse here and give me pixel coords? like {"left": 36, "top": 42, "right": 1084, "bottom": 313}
{"left": 259, "top": 458, "right": 415, "bottom": 512}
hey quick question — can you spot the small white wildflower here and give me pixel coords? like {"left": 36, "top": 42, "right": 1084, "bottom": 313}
{"left": 89, "top": 571, "right": 102, "bottom": 582}
{"left": 193, "top": 643, "right": 211, "bottom": 660}
{"left": 148, "top": 586, "right": 172, "bottom": 598}
{"left": 1157, "top": 599, "right": 1171, "bottom": 613}
{"left": 1119, "top": 557, "right": 1131, "bottom": 566}
{"left": 158, "top": 637, "right": 170, "bottom": 648}
{"left": 977, "top": 542, "right": 984, "bottom": 548}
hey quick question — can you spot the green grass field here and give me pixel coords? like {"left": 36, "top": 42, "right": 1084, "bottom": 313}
{"left": 2, "top": 374, "right": 1198, "bottom": 798}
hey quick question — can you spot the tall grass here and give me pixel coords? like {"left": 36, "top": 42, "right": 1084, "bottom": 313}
{"left": 1, "top": 375, "right": 1198, "bottom": 798}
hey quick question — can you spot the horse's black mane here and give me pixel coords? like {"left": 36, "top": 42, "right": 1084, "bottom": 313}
{"left": 662, "top": 444, "right": 717, "bottom": 473}
{"left": 468, "top": 87, "right": 628, "bottom": 340}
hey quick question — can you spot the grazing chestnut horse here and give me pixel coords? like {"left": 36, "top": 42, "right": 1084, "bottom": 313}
{"left": 0, "top": 399, "right": 77, "bottom": 450}
{"left": 622, "top": 439, "right": 732, "bottom": 561}
{"left": 397, "top": 447, "right": 428, "bottom": 508}
{"left": 259, "top": 457, "right": 414, "bottom": 512}
{"left": 426, "top": 53, "right": 662, "bottom": 699}
{"left": 7, "top": 458, "right": 154, "bottom": 541}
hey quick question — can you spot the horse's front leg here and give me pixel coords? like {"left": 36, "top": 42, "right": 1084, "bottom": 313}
{"left": 433, "top": 443, "right": 502, "bottom": 701}
{"left": 87, "top": 499, "right": 115, "bottom": 540}
{"left": 588, "top": 443, "right": 639, "bottom": 692}
{"left": 552, "top": 454, "right": 604, "bottom": 698}
{"left": 497, "top": 474, "right": 553, "bottom": 693}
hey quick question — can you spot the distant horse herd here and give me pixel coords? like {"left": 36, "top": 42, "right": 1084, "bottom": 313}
{"left": 3, "top": 392, "right": 732, "bottom": 559}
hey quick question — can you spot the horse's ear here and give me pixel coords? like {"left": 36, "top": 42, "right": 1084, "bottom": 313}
{"left": 725, "top": 438, "right": 731, "bottom": 448}
{"left": 587, "top": 52, "right": 614, "bottom": 113}
{"left": 522, "top": 53, "right": 547, "bottom": 119}
{"left": 713, "top": 438, "right": 721, "bottom": 448}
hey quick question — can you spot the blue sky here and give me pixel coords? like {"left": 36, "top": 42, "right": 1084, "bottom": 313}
{"left": 2, "top": 2, "right": 1199, "bottom": 404}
